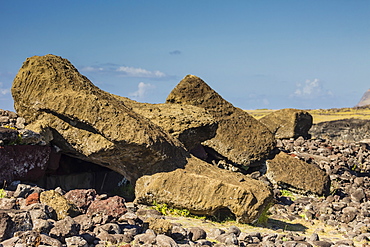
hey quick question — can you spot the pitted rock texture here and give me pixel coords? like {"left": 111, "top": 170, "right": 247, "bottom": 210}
{"left": 259, "top": 108, "right": 313, "bottom": 139}
{"left": 0, "top": 145, "right": 51, "bottom": 184}
{"left": 86, "top": 195, "right": 127, "bottom": 220}
{"left": 40, "top": 190, "right": 80, "bottom": 220}
{"left": 0, "top": 127, "right": 19, "bottom": 145}
{"left": 1, "top": 180, "right": 368, "bottom": 246}
{"left": 11, "top": 54, "right": 189, "bottom": 182}
{"left": 117, "top": 97, "right": 218, "bottom": 151}
{"left": 166, "top": 74, "right": 275, "bottom": 166}
{"left": 266, "top": 151, "right": 331, "bottom": 196}
{"left": 310, "top": 118, "right": 370, "bottom": 142}
{"left": 135, "top": 158, "right": 273, "bottom": 224}
{"left": 0, "top": 109, "right": 25, "bottom": 129}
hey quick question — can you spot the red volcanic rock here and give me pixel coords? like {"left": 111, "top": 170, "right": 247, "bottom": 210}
{"left": 87, "top": 196, "right": 127, "bottom": 220}
{"left": 25, "top": 193, "right": 40, "bottom": 206}
{"left": 64, "top": 189, "right": 97, "bottom": 213}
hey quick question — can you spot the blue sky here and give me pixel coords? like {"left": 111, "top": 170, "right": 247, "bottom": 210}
{"left": 1, "top": 1, "right": 369, "bottom": 111}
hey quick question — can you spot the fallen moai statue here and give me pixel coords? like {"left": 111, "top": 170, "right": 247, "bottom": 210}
{"left": 135, "top": 158, "right": 273, "bottom": 224}
{"left": 11, "top": 55, "right": 274, "bottom": 223}
{"left": 12, "top": 54, "right": 191, "bottom": 182}
{"left": 166, "top": 75, "right": 276, "bottom": 167}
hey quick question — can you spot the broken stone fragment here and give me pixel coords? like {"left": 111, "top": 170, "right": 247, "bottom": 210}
{"left": 266, "top": 152, "right": 330, "bottom": 196}
{"left": 135, "top": 157, "right": 273, "bottom": 224}
{"left": 259, "top": 108, "right": 313, "bottom": 139}
{"left": 116, "top": 97, "right": 218, "bottom": 151}
{"left": 166, "top": 74, "right": 275, "bottom": 166}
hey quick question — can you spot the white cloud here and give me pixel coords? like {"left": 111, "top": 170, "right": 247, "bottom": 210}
{"left": 292, "top": 79, "right": 333, "bottom": 99}
{"left": 129, "top": 82, "right": 155, "bottom": 99}
{"left": 0, "top": 82, "right": 9, "bottom": 95}
{"left": 116, "top": 66, "right": 166, "bottom": 78}
{"left": 80, "top": 66, "right": 104, "bottom": 72}
{"left": 80, "top": 63, "right": 168, "bottom": 79}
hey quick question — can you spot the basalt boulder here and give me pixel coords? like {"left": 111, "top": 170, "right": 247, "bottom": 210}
{"left": 259, "top": 108, "right": 313, "bottom": 139}
{"left": 11, "top": 54, "right": 190, "bottom": 182}
{"left": 0, "top": 145, "right": 51, "bottom": 184}
{"left": 266, "top": 152, "right": 330, "bottom": 196}
{"left": 166, "top": 75, "right": 275, "bottom": 166}
{"left": 135, "top": 158, "right": 273, "bottom": 224}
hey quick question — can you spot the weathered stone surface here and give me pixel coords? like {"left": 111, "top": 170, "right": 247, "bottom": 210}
{"left": 64, "top": 189, "right": 97, "bottom": 214}
{"left": 87, "top": 195, "right": 127, "bottom": 220}
{"left": 0, "top": 230, "right": 52, "bottom": 247}
{"left": 266, "top": 152, "right": 330, "bottom": 196}
{"left": 309, "top": 118, "right": 370, "bottom": 142}
{"left": 166, "top": 75, "right": 275, "bottom": 166}
{"left": 0, "top": 109, "right": 24, "bottom": 129}
{"left": 188, "top": 227, "right": 207, "bottom": 241}
{"left": 0, "top": 209, "right": 33, "bottom": 241}
{"left": 0, "top": 127, "right": 19, "bottom": 144}
{"left": 14, "top": 183, "right": 44, "bottom": 198}
{"left": 73, "top": 214, "right": 94, "bottom": 232}
{"left": 40, "top": 190, "right": 80, "bottom": 220}
{"left": 26, "top": 203, "right": 57, "bottom": 221}
{"left": 155, "top": 234, "right": 179, "bottom": 247}
{"left": 65, "top": 236, "right": 88, "bottom": 247}
{"left": 117, "top": 97, "right": 217, "bottom": 151}
{"left": 146, "top": 217, "right": 173, "bottom": 235}
{"left": 135, "top": 158, "right": 273, "bottom": 224}
{"left": 259, "top": 108, "right": 313, "bottom": 139}
{"left": 18, "top": 129, "right": 45, "bottom": 145}
{"left": 0, "top": 198, "right": 16, "bottom": 209}
{"left": 25, "top": 192, "right": 39, "bottom": 206}
{"left": 0, "top": 212, "right": 12, "bottom": 242}
{"left": 0, "top": 125, "right": 43, "bottom": 145}
{"left": 0, "top": 145, "right": 51, "bottom": 184}
{"left": 134, "top": 230, "right": 157, "bottom": 245}
{"left": 11, "top": 54, "right": 189, "bottom": 182}
{"left": 49, "top": 216, "right": 80, "bottom": 242}
{"left": 13, "top": 230, "right": 42, "bottom": 247}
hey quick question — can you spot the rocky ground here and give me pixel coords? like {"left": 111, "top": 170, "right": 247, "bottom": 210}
{"left": 1, "top": 136, "right": 370, "bottom": 246}
{"left": 2, "top": 54, "right": 370, "bottom": 246}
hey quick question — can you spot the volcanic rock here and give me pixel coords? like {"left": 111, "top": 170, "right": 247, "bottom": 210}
{"left": 64, "top": 189, "right": 97, "bottom": 213}
{"left": 86, "top": 195, "right": 127, "bottom": 221}
{"left": 135, "top": 158, "right": 273, "bottom": 224}
{"left": 11, "top": 54, "right": 189, "bottom": 182}
{"left": 309, "top": 118, "right": 370, "bottom": 142}
{"left": 266, "top": 152, "right": 330, "bottom": 196}
{"left": 117, "top": 97, "right": 217, "bottom": 151}
{"left": 0, "top": 145, "right": 51, "bottom": 184}
{"left": 0, "top": 127, "right": 19, "bottom": 145}
{"left": 0, "top": 209, "right": 33, "bottom": 241}
{"left": 0, "top": 109, "right": 24, "bottom": 129}
{"left": 166, "top": 74, "right": 275, "bottom": 166}
{"left": 259, "top": 108, "right": 313, "bottom": 139}
{"left": 0, "top": 212, "right": 12, "bottom": 242}
{"left": 40, "top": 190, "right": 80, "bottom": 220}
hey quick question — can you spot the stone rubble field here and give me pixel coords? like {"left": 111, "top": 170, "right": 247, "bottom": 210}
{"left": 2, "top": 135, "right": 370, "bottom": 246}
